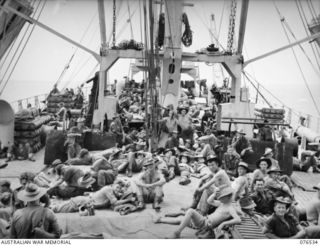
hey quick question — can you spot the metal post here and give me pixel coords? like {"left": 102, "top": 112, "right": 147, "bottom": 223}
{"left": 148, "top": 0, "right": 158, "bottom": 151}
{"left": 98, "top": 0, "right": 108, "bottom": 53}
{"left": 96, "top": 0, "right": 108, "bottom": 130}
{"left": 244, "top": 31, "right": 320, "bottom": 66}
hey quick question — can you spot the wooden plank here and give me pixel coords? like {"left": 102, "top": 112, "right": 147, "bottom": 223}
{"left": 237, "top": 228, "right": 262, "bottom": 232}
{"left": 231, "top": 216, "right": 267, "bottom": 239}
{"left": 291, "top": 171, "right": 320, "bottom": 191}
{"left": 293, "top": 187, "right": 316, "bottom": 208}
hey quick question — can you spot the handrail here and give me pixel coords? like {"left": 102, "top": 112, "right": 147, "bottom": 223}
{"left": 9, "top": 85, "right": 92, "bottom": 112}
{"left": 10, "top": 93, "right": 48, "bottom": 105}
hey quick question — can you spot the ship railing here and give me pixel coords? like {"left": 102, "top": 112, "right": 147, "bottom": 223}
{"left": 10, "top": 93, "right": 48, "bottom": 112}
{"left": 9, "top": 84, "right": 92, "bottom": 113}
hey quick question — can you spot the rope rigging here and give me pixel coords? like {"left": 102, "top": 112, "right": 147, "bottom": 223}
{"left": 0, "top": 4, "right": 18, "bottom": 73}
{"left": 109, "top": 4, "right": 139, "bottom": 46}
{"left": 0, "top": 0, "right": 40, "bottom": 86}
{"left": 156, "top": 10, "right": 193, "bottom": 48}
{"left": 217, "top": 0, "right": 226, "bottom": 41}
{"left": 191, "top": 7, "right": 226, "bottom": 51}
{"left": 127, "top": 0, "right": 134, "bottom": 39}
{"left": 306, "top": 0, "right": 317, "bottom": 21}
{"left": 0, "top": 0, "right": 47, "bottom": 95}
{"left": 273, "top": 1, "right": 320, "bottom": 116}
{"left": 60, "top": 10, "right": 99, "bottom": 89}
{"left": 211, "top": 13, "right": 226, "bottom": 78}
{"left": 244, "top": 70, "right": 316, "bottom": 120}
{"left": 242, "top": 72, "right": 273, "bottom": 108}
{"left": 295, "top": 0, "right": 320, "bottom": 70}
{"left": 274, "top": 1, "right": 320, "bottom": 76}
{"left": 282, "top": 19, "right": 320, "bottom": 76}
{"left": 181, "top": 13, "right": 192, "bottom": 47}
{"left": 112, "top": 0, "right": 116, "bottom": 47}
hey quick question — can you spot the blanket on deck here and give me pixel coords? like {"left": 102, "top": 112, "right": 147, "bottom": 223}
{"left": 55, "top": 175, "right": 200, "bottom": 239}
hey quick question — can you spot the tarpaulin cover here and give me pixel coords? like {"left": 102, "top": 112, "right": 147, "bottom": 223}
{"left": 56, "top": 177, "right": 200, "bottom": 239}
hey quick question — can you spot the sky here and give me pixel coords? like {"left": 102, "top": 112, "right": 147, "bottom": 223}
{"left": 0, "top": 0, "right": 320, "bottom": 130}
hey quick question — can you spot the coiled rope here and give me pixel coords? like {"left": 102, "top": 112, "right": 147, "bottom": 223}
{"left": 181, "top": 12, "right": 192, "bottom": 47}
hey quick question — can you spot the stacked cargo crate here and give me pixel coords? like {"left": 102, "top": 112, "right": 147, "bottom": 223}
{"left": 14, "top": 114, "right": 52, "bottom": 152}
{"left": 255, "top": 108, "right": 285, "bottom": 122}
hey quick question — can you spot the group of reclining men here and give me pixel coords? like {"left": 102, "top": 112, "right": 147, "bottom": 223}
{"left": 2, "top": 124, "right": 320, "bottom": 238}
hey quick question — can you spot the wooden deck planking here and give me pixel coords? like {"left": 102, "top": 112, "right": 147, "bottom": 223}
{"left": 292, "top": 187, "right": 316, "bottom": 208}
{"left": 232, "top": 217, "right": 267, "bottom": 239}
{"left": 291, "top": 171, "right": 320, "bottom": 191}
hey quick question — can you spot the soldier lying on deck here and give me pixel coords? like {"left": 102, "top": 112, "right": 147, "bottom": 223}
{"left": 51, "top": 179, "right": 131, "bottom": 213}
{"left": 47, "top": 164, "right": 92, "bottom": 199}
{"left": 68, "top": 149, "right": 117, "bottom": 190}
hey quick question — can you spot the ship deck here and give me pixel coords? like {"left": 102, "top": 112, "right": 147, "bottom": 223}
{"left": 1, "top": 149, "right": 318, "bottom": 239}
{"left": 291, "top": 171, "right": 320, "bottom": 191}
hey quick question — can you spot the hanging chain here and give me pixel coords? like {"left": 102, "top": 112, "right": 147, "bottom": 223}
{"left": 227, "top": 0, "right": 237, "bottom": 53}
{"left": 112, "top": 0, "right": 116, "bottom": 47}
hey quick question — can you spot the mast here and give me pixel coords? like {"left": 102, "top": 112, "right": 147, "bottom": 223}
{"left": 237, "top": 0, "right": 249, "bottom": 55}
{"left": 160, "top": 0, "right": 183, "bottom": 108}
{"left": 93, "top": 0, "right": 109, "bottom": 130}
{"left": 148, "top": 0, "right": 158, "bottom": 151}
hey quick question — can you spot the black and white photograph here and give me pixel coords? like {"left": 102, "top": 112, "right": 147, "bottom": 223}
{"left": 0, "top": 0, "right": 320, "bottom": 242}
